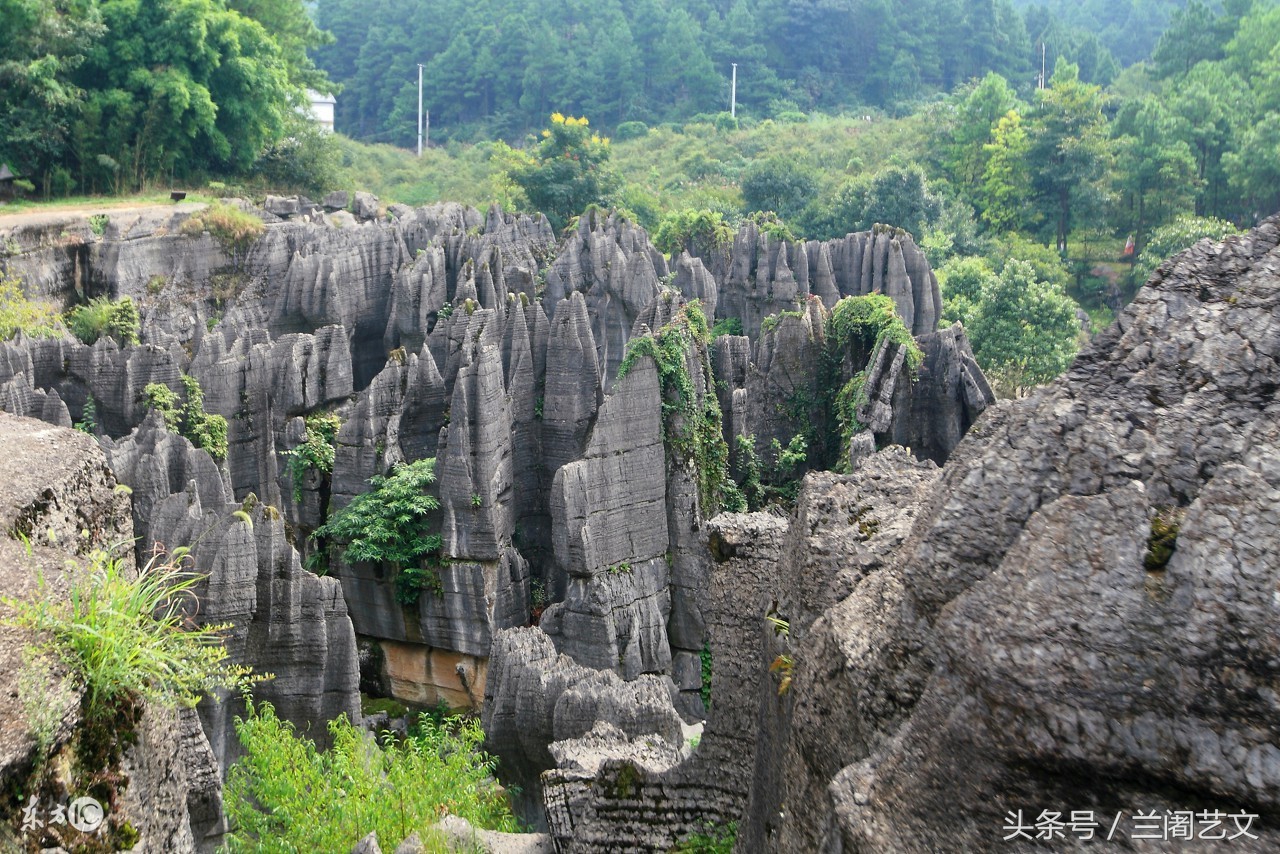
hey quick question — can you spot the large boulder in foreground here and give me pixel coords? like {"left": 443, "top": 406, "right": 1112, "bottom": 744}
{"left": 738, "top": 216, "right": 1280, "bottom": 852}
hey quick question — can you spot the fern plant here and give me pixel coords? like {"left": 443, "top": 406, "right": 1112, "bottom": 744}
{"left": 312, "top": 458, "right": 444, "bottom": 604}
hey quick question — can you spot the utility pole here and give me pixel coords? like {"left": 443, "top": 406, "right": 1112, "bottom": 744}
{"left": 1038, "top": 41, "right": 1046, "bottom": 89}
{"left": 730, "top": 63, "right": 738, "bottom": 118}
{"left": 417, "top": 64, "right": 424, "bottom": 157}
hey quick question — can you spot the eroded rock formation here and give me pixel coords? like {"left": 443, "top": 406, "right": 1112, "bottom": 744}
{"left": 731, "top": 217, "right": 1280, "bottom": 851}
{"left": 1, "top": 198, "right": 1000, "bottom": 848}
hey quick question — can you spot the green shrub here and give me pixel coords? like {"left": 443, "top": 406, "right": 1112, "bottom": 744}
{"left": 741, "top": 157, "right": 817, "bottom": 220}
{"left": 0, "top": 275, "right": 63, "bottom": 341}
{"left": 964, "top": 260, "right": 1081, "bottom": 394}
{"left": 88, "top": 214, "right": 109, "bottom": 237}
{"left": 747, "top": 210, "right": 796, "bottom": 243}
{"left": 181, "top": 375, "right": 228, "bottom": 461}
{"left": 142, "top": 382, "right": 182, "bottom": 431}
{"left": 653, "top": 209, "right": 734, "bottom": 258}
{"left": 253, "top": 116, "right": 342, "bottom": 197}
{"left": 731, "top": 433, "right": 807, "bottom": 511}
{"left": 673, "top": 822, "right": 738, "bottom": 854}
{"left": 713, "top": 112, "right": 738, "bottom": 133}
{"left": 66, "top": 296, "right": 141, "bottom": 346}
{"left": 360, "top": 693, "right": 410, "bottom": 720}
{"left": 312, "top": 458, "right": 444, "bottom": 605}
{"left": 282, "top": 413, "right": 341, "bottom": 502}
{"left": 711, "top": 317, "right": 744, "bottom": 338}
{"left": 614, "top": 121, "right": 649, "bottom": 141}
{"left": 179, "top": 202, "right": 264, "bottom": 264}
{"left": 2, "top": 547, "right": 249, "bottom": 725}
{"left": 224, "top": 700, "right": 517, "bottom": 852}
{"left": 1144, "top": 508, "right": 1183, "bottom": 571}
{"left": 142, "top": 376, "right": 228, "bottom": 460}
{"left": 75, "top": 396, "right": 98, "bottom": 435}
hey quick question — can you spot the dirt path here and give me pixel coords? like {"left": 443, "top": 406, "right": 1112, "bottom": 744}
{"left": 0, "top": 200, "right": 206, "bottom": 232}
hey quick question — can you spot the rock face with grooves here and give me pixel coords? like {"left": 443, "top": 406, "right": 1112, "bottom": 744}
{"left": 104, "top": 413, "right": 361, "bottom": 777}
{"left": 697, "top": 222, "right": 941, "bottom": 339}
{"left": 729, "top": 217, "right": 1280, "bottom": 852}
{"left": 0, "top": 199, "right": 1002, "bottom": 848}
{"left": 0, "top": 412, "right": 222, "bottom": 852}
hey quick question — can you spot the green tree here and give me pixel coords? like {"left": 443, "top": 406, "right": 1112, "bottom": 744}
{"left": 74, "top": 0, "right": 306, "bottom": 190}
{"left": 227, "top": 0, "right": 335, "bottom": 92}
{"left": 1025, "top": 60, "right": 1112, "bottom": 252}
{"left": 979, "top": 109, "right": 1031, "bottom": 233}
{"left": 967, "top": 259, "right": 1081, "bottom": 392}
{"left": 1150, "top": 1, "right": 1226, "bottom": 78}
{"left": 1111, "top": 97, "right": 1198, "bottom": 252}
{"left": 801, "top": 177, "right": 870, "bottom": 242}
{"left": 1222, "top": 112, "right": 1280, "bottom": 223}
{"left": 1132, "top": 214, "right": 1240, "bottom": 285}
{"left": 652, "top": 208, "right": 734, "bottom": 258}
{"left": 741, "top": 156, "right": 818, "bottom": 222}
{"left": 1167, "top": 62, "right": 1250, "bottom": 217}
{"left": 651, "top": 9, "right": 720, "bottom": 115}
{"left": 937, "top": 255, "right": 995, "bottom": 328}
{"left": 312, "top": 458, "right": 444, "bottom": 604}
{"left": 509, "top": 113, "right": 619, "bottom": 231}
{"left": 944, "top": 72, "right": 1019, "bottom": 189}
{"left": 0, "top": 0, "right": 103, "bottom": 194}
{"left": 1223, "top": 2, "right": 1280, "bottom": 80}
{"left": 856, "top": 165, "right": 942, "bottom": 241}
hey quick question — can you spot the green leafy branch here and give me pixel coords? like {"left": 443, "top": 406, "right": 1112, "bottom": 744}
{"left": 312, "top": 458, "right": 444, "bottom": 605}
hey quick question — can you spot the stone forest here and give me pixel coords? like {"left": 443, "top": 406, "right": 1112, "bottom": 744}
{"left": 0, "top": 192, "right": 1274, "bottom": 852}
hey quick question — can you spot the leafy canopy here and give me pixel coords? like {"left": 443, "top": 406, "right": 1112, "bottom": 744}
{"left": 965, "top": 259, "right": 1082, "bottom": 392}
{"left": 508, "top": 113, "right": 619, "bottom": 231}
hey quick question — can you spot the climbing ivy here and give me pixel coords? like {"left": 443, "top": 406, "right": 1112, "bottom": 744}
{"left": 282, "top": 413, "right": 341, "bottom": 502}
{"left": 141, "top": 375, "right": 229, "bottom": 461}
{"left": 825, "top": 295, "right": 921, "bottom": 468}
{"left": 617, "top": 301, "right": 744, "bottom": 515}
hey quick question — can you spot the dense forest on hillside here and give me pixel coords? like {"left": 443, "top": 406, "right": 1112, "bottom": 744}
{"left": 2, "top": 0, "right": 1279, "bottom": 392}
{"left": 0, "top": 0, "right": 336, "bottom": 197}
{"left": 313, "top": 0, "right": 1113, "bottom": 145}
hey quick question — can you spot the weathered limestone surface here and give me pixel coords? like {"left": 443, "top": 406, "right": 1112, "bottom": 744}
{"left": 732, "top": 218, "right": 1280, "bottom": 852}
{"left": 546, "top": 210, "right": 667, "bottom": 388}
{"left": 103, "top": 414, "right": 361, "bottom": 779}
{"left": 0, "top": 413, "right": 220, "bottom": 853}
{"left": 0, "top": 200, "right": 1002, "bottom": 850}
{"left": 483, "top": 629, "right": 684, "bottom": 818}
{"left": 696, "top": 223, "right": 941, "bottom": 339}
